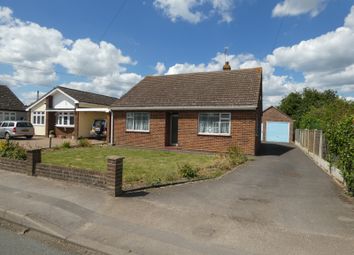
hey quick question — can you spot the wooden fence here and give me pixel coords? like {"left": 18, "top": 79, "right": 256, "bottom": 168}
{"left": 295, "top": 129, "right": 344, "bottom": 183}
{"left": 295, "top": 129, "right": 329, "bottom": 160}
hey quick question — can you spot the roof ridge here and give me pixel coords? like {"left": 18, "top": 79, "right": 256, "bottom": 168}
{"left": 145, "top": 67, "right": 263, "bottom": 78}
{"left": 58, "top": 86, "right": 117, "bottom": 100}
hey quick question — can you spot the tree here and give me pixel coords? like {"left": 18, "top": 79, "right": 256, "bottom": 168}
{"left": 278, "top": 88, "right": 339, "bottom": 128}
{"left": 300, "top": 99, "right": 354, "bottom": 130}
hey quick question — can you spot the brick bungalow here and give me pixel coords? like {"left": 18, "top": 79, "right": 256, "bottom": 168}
{"left": 26, "top": 86, "right": 117, "bottom": 139}
{"left": 0, "top": 85, "right": 27, "bottom": 121}
{"left": 111, "top": 66, "right": 263, "bottom": 155}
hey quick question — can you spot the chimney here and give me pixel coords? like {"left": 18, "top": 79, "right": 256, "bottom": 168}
{"left": 36, "top": 90, "right": 39, "bottom": 100}
{"left": 223, "top": 61, "right": 231, "bottom": 71}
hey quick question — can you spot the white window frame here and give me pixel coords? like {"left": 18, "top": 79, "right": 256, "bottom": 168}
{"left": 32, "top": 111, "right": 45, "bottom": 125}
{"left": 3, "top": 112, "right": 16, "bottom": 121}
{"left": 198, "top": 112, "right": 231, "bottom": 136}
{"left": 56, "top": 112, "right": 75, "bottom": 127}
{"left": 126, "top": 112, "right": 150, "bottom": 132}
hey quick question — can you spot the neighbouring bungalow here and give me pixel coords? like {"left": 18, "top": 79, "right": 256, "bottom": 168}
{"left": 111, "top": 64, "right": 263, "bottom": 155}
{"left": 262, "top": 106, "right": 293, "bottom": 143}
{"left": 26, "top": 86, "right": 117, "bottom": 139}
{"left": 0, "top": 85, "right": 27, "bottom": 121}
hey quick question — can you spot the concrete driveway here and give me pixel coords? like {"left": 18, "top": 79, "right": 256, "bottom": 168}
{"left": 0, "top": 143, "right": 353, "bottom": 255}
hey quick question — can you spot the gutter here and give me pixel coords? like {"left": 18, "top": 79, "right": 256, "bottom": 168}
{"left": 110, "top": 105, "right": 257, "bottom": 111}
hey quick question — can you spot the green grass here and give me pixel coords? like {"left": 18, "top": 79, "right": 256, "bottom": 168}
{"left": 42, "top": 146, "right": 218, "bottom": 187}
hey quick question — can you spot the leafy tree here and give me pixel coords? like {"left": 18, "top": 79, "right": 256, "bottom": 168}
{"left": 300, "top": 99, "right": 354, "bottom": 130}
{"left": 278, "top": 88, "right": 339, "bottom": 128}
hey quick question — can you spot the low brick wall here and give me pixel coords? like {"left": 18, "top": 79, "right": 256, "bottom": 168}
{"left": 0, "top": 149, "right": 124, "bottom": 197}
{"left": 36, "top": 163, "right": 107, "bottom": 188}
{"left": 0, "top": 157, "right": 28, "bottom": 174}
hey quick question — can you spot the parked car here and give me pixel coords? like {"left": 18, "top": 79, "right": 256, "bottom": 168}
{"left": 0, "top": 121, "right": 34, "bottom": 139}
{"left": 90, "top": 119, "right": 107, "bottom": 139}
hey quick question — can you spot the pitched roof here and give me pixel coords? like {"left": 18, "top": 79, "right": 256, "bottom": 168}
{"left": 0, "top": 85, "right": 25, "bottom": 111}
{"left": 58, "top": 86, "right": 117, "bottom": 106}
{"left": 112, "top": 67, "right": 262, "bottom": 110}
{"left": 263, "top": 106, "right": 293, "bottom": 121}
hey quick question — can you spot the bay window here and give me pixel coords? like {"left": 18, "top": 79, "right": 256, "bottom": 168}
{"left": 126, "top": 112, "right": 149, "bottom": 132}
{"left": 56, "top": 112, "right": 74, "bottom": 127}
{"left": 198, "top": 112, "right": 231, "bottom": 135}
{"left": 33, "top": 111, "right": 45, "bottom": 125}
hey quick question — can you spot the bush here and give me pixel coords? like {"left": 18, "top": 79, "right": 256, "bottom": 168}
{"left": 78, "top": 138, "right": 91, "bottom": 147}
{"left": 61, "top": 141, "right": 71, "bottom": 149}
{"left": 178, "top": 163, "right": 199, "bottom": 179}
{"left": 227, "top": 146, "right": 247, "bottom": 167}
{"left": 0, "top": 140, "right": 27, "bottom": 160}
{"left": 326, "top": 115, "right": 354, "bottom": 195}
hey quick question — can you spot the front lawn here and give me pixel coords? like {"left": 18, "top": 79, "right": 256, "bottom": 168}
{"left": 42, "top": 146, "right": 246, "bottom": 188}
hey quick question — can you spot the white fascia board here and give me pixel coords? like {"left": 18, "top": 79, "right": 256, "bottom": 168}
{"left": 111, "top": 105, "right": 257, "bottom": 111}
{"left": 45, "top": 109, "right": 75, "bottom": 112}
{"left": 76, "top": 108, "right": 111, "bottom": 113}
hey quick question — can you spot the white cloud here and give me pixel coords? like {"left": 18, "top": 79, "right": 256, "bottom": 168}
{"left": 153, "top": 0, "right": 234, "bottom": 24}
{"left": 272, "top": 0, "right": 327, "bottom": 17}
{"left": 20, "top": 91, "right": 45, "bottom": 105}
{"left": 268, "top": 5, "right": 354, "bottom": 96}
{"left": 0, "top": 6, "right": 141, "bottom": 100}
{"left": 56, "top": 39, "right": 134, "bottom": 77}
{"left": 154, "top": 62, "right": 166, "bottom": 75}
{"left": 60, "top": 72, "right": 142, "bottom": 99}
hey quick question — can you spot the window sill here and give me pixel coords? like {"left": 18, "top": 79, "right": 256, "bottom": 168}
{"left": 33, "top": 124, "right": 45, "bottom": 126}
{"left": 198, "top": 133, "right": 231, "bottom": 137}
{"left": 56, "top": 125, "right": 75, "bottom": 128}
{"left": 126, "top": 130, "right": 150, "bottom": 133}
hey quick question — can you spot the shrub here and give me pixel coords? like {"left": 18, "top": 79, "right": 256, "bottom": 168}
{"left": 0, "top": 140, "right": 27, "bottom": 160}
{"left": 178, "top": 163, "right": 199, "bottom": 179}
{"left": 227, "top": 146, "right": 247, "bottom": 167}
{"left": 326, "top": 115, "right": 354, "bottom": 195}
{"left": 78, "top": 138, "right": 91, "bottom": 147}
{"left": 61, "top": 141, "right": 71, "bottom": 149}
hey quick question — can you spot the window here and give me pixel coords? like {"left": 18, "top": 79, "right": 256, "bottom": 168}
{"left": 32, "top": 112, "right": 45, "bottom": 125}
{"left": 56, "top": 112, "right": 75, "bottom": 127}
{"left": 126, "top": 112, "right": 149, "bottom": 132}
{"left": 198, "top": 113, "right": 231, "bottom": 135}
{"left": 4, "top": 112, "right": 16, "bottom": 121}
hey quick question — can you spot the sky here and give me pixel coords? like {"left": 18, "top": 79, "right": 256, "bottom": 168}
{"left": 0, "top": 0, "right": 354, "bottom": 108}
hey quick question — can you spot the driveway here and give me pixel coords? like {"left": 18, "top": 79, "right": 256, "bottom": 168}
{"left": 0, "top": 143, "right": 353, "bottom": 255}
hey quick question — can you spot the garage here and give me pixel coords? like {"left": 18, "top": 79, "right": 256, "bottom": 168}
{"left": 266, "top": 121, "right": 290, "bottom": 142}
{"left": 262, "top": 106, "right": 293, "bottom": 143}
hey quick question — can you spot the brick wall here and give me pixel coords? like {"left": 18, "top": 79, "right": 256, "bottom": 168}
{"left": 0, "top": 150, "right": 124, "bottom": 197}
{"left": 55, "top": 127, "right": 75, "bottom": 138}
{"left": 36, "top": 163, "right": 106, "bottom": 188}
{"left": 114, "top": 111, "right": 166, "bottom": 149}
{"left": 0, "top": 157, "right": 28, "bottom": 174}
{"left": 114, "top": 110, "right": 259, "bottom": 155}
{"left": 262, "top": 107, "right": 293, "bottom": 142}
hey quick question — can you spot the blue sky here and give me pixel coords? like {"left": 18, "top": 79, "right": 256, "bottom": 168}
{"left": 0, "top": 0, "right": 354, "bottom": 107}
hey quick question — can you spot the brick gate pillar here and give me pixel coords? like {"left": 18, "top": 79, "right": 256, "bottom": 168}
{"left": 106, "top": 156, "right": 124, "bottom": 197}
{"left": 26, "top": 149, "right": 41, "bottom": 176}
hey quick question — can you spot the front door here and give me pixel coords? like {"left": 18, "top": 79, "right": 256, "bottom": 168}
{"left": 170, "top": 114, "right": 178, "bottom": 145}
